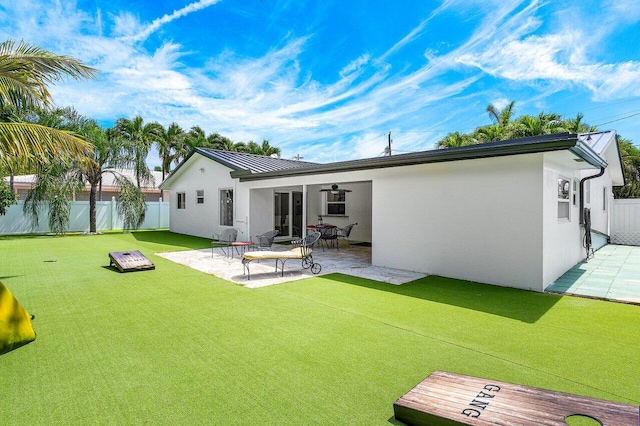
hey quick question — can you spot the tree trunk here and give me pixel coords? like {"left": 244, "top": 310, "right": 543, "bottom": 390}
{"left": 89, "top": 182, "right": 97, "bottom": 233}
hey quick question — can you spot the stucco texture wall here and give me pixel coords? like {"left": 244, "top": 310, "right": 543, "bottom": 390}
{"left": 371, "top": 155, "right": 545, "bottom": 291}
{"left": 167, "top": 155, "right": 239, "bottom": 240}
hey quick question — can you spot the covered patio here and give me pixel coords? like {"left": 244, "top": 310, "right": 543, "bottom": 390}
{"left": 247, "top": 180, "right": 372, "bottom": 246}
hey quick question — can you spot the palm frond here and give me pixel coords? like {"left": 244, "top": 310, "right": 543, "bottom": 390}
{"left": 0, "top": 122, "right": 92, "bottom": 163}
{"left": 0, "top": 38, "right": 98, "bottom": 109}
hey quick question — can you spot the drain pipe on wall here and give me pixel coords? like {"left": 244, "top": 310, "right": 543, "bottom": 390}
{"left": 579, "top": 167, "right": 605, "bottom": 225}
{"left": 579, "top": 167, "right": 605, "bottom": 258}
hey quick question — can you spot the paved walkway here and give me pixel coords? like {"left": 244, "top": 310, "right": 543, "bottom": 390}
{"left": 546, "top": 245, "right": 640, "bottom": 304}
{"left": 157, "top": 244, "right": 426, "bottom": 289}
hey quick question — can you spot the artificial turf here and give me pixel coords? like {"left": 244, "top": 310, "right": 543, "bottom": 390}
{"left": 1, "top": 231, "right": 639, "bottom": 424}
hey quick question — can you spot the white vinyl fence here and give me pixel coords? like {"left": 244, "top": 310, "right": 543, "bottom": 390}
{"left": 611, "top": 199, "right": 640, "bottom": 246}
{"left": 0, "top": 198, "right": 169, "bottom": 235}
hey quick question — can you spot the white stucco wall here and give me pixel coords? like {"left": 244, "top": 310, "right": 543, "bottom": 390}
{"left": 165, "top": 155, "right": 241, "bottom": 239}
{"left": 371, "top": 154, "right": 545, "bottom": 291}
{"left": 541, "top": 150, "right": 617, "bottom": 289}
{"left": 541, "top": 154, "right": 584, "bottom": 288}
{"left": 250, "top": 188, "right": 275, "bottom": 236}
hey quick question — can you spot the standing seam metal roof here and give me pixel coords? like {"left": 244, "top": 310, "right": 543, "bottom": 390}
{"left": 196, "top": 148, "right": 317, "bottom": 173}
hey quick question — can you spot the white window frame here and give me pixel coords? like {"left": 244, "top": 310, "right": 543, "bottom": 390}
{"left": 557, "top": 176, "right": 571, "bottom": 221}
{"left": 196, "top": 190, "right": 204, "bottom": 204}
{"left": 326, "top": 191, "right": 347, "bottom": 216}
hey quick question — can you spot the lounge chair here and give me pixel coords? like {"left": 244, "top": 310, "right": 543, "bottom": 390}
{"left": 211, "top": 228, "right": 238, "bottom": 257}
{"left": 241, "top": 232, "right": 321, "bottom": 279}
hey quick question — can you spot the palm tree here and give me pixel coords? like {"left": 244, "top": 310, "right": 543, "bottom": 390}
{"left": 436, "top": 132, "right": 475, "bottom": 149}
{"left": 486, "top": 101, "right": 516, "bottom": 128}
{"left": 474, "top": 125, "right": 504, "bottom": 142}
{"left": 23, "top": 108, "right": 148, "bottom": 233}
{"left": 158, "top": 122, "right": 184, "bottom": 180}
{"left": 0, "top": 38, "right": 97, "bottom": 165}
{"left": 259, "top": 139, "right": 281, "bottom": 157}
{"left": 207, "top": 132, "right": 235, "bottom": 151}
{"left": 614, "top": 138, "right": 640, "bottom": 198}
{"left": 115, "top": 115, "right": 163, "bottom": 189}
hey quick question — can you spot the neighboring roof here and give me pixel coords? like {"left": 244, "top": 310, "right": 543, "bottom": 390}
{"left": 4, "top": 169, "right": 163, "bottom": 191}
{"left": 231, "top": 132, "right": 608, "bottom": 181}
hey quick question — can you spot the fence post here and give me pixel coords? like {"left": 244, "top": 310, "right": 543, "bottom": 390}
{"left": 158, "top": 197, "right": 163, "bottom": 228}
{"left": 111, "top": 196, "right": 117, "bottom": 231}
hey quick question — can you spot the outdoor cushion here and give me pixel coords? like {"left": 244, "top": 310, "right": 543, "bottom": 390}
{"left": 243, "top": 248, "right": 310, "bottom": 261}
{"left": 0, "top": 281, "right": 36, "bottom": 355}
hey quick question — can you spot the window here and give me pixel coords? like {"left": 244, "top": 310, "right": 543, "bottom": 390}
{"left": 572, "top": 180, "right": 577, "bottom": 206}
{"left": 177, "top": 192, "right": 186, "bottom": 209}
{"left": 196, "top": 190, "right": 204, "bottom": 204}
{"left": 326, "top": 192, "right": 346, "bottom": 215}
{"left": 219, "top": 189, "right": 233, "bottom": 226}
{"left": 557, "top": 177, "right": 570, "bottom": 220}
{"left": 603, "top": 186, "right": 607, "bottom": 211}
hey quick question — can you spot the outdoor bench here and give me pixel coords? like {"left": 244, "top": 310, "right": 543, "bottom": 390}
{"left": 241, "top": 232, "right": 321, "bottom": 280}
{"left": 393, "top": 370, "right": 640, "bottom": 425}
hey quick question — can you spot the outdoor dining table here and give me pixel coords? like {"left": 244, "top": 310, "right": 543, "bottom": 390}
{"left": 306, "top": 224, "right": 338, "bottom": 249}
{"left": 306, "top": 224, "right": 337, "bottom": 232}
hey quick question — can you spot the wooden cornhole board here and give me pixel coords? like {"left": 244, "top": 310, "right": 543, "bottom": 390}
{"left": 109, "top": 250, "right": 155, "bottom": 273}
{"left": 393, "top": 371, "right": 639, "bottom": 425}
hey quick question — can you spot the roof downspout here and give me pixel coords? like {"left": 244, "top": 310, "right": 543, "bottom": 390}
{"left": 579, "top": 167, "right": 605, "bottom": 225}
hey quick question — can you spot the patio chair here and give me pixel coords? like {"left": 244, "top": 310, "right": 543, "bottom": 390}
{"left": 252, "top": 229, "right": 279, "bottom": 250}
{"left": 211, "top": 228, "right": 238, "bottom": 257}
{"left": 337, "top": 223, "right": 357, "bottom": 248}
{"left": 319, "top": 225, "right": 338, "bottom": 251}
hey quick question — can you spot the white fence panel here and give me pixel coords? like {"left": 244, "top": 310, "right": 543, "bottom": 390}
{"left": 611, "top": 199, "right": 640, "bottom": 245}
{"left": 0, "top": 198, "right": 169, "bottom": 235}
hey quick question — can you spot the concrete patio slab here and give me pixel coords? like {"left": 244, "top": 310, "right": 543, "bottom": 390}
{"left": 157, "top": 244, "right": 427, "bottom": 289}
{"left": 546, "top": 244, "right": 640, "bottom": 304}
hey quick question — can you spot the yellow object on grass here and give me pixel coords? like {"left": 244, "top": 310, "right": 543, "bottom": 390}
{"left": 0, "top": 281, "right": 36, "bottom": 355}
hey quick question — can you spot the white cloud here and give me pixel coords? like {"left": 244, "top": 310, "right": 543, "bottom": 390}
{"left": 121, "top": 0, "right": 223, "bottom": 42}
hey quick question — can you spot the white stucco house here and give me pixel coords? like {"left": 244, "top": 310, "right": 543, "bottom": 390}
{"left": 159, "top": 131, "right": 624, "bottom": 292}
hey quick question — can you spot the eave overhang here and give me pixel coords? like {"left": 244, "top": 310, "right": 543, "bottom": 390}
{"left": 232, "top": 133, "right": 607, "bottom": 182}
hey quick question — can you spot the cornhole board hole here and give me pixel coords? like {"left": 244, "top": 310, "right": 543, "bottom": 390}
{"left": 108, "top": 250, "right": 155, "bottom": 273}
{"left": 393, "top": 371, "right": 640, "bottom": 425}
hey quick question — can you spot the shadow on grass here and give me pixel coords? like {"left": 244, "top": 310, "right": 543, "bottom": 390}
{"left": 130, "top": 230, "right": 211, "bottom": 250}
{"left": 324, "top": 273, "right": 561, "bottom": 324}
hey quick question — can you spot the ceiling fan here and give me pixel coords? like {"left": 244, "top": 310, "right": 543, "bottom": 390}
{"left": 320, "top": 184, "right": 352, "bottom": 194}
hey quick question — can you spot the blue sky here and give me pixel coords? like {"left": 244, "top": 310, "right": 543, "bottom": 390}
{"left": 1, "top": 0, "right": 640, "bottom": 167}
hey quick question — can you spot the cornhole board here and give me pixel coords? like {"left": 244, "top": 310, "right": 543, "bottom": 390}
{"left": 108, "top": 250, "right": 155, "bottom": 273}
{"left": 393, "top": 371, "right": 640, "bottom": 425}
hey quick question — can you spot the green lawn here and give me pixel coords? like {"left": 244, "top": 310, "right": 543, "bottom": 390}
{"left": 1, "top": 231, "right": 639, "bottom": 425}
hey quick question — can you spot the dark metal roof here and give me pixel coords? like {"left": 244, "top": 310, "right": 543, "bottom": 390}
{"left": 231, "top": 132, "right": 608, "bottom": 181}
{"left": 195, "top": 148, "right": 317, "bottom": 173}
